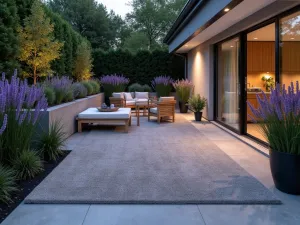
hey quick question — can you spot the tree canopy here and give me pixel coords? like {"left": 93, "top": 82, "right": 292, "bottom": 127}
{"left": 126, "top": 0, "right": 186, "bottom": 49}
{"left": 18, "top": 0, "right": 63, "bottom": 84}
{"left": 48, "top": 0, "right": 186, "bottom": 52}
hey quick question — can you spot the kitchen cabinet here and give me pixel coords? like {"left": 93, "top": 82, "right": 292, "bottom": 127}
{"left": 247, "top": 41, "right": 275, "bottom": 73}
{"left": 281, "top": 42, "right": 300, "bottom": 72}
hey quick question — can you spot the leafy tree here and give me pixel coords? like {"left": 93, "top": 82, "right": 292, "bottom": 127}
{"left": 18, "top": 0, "right": 63, "bottom": 84}
{"left": 48, "top": 0, "right": 112, "bottom": 50}
{"left": 123, "top": 32, "right": 149, "bottom": 53}
{"left": 73, "top": 40, "right": 93, "bottom": 81}
{"left": 108, "top": 10, "right": 132, "bottom": 49}
{"left": 126, "top": 0, "right": 186, "bottom": 48}
{"left": 0, "top": 0, "right": 19, "bottom": 74}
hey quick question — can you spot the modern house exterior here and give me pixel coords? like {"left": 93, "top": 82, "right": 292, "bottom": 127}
{"left": 164, "top": 0, "right": 300, "bottom": 142}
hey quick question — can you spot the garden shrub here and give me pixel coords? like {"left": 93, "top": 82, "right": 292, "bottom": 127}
{"left": 13, "top": 150, "right": 43, "bottom": 180}
{"left": 54, "top": 89, "right": 64, "bottom": 104}
{"left": 64, "top": 89, "right": 74, "bottom": 102}
{"left": 93, "top": 49, "right": 185, "bottom": 84}
{"left": 43, "top": 86, "right": 56, "bottom": 106}
{"left": 0, "top": 165, "right": 17, "bottom": 204}
{"left": 142, "top": 84, "right": 152, "bottom": 92}
{"left": 36, "top": 121, "right": 66, "bottom": 161}
{"left": 128, "top": 83, "right": 143, "bottom": 92}
{"left": 81, "top": 81, "right": 93, "bottom": 95}
{"left": 72, "top": 83, "right": 87, "bottom": 99}
{"left": 89, "top": 80, "right": 100, "bottom": 94}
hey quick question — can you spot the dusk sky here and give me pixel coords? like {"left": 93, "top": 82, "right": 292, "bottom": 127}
{"left": 97, "top": 0, "right": 132, "bottom": 18}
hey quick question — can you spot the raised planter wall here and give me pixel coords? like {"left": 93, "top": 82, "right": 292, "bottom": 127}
{"left": 37, "top": 93, "right": 104, "bottom": 138}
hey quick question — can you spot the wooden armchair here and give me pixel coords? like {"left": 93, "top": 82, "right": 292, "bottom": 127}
{"left": 109, "top": 97, "right": 125, "bottom": 107}
{"left": 148, "top": 97, "right": 176, "bottom": 123}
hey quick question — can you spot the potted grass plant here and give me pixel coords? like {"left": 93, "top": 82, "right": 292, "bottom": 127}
{"left": 188, "top": 94, "right": 207, "bottom": 121}
{"left": 248, "top": 82, "right": 300, "bottom": 194}
{"left": 100, "top": 74, "right": 129, "bottom": 104}
{"left": 151, "top": 76, "right": 173, "bottom": 98}
{"left": 173, "top": 79, "right": 194, "bottom": 113}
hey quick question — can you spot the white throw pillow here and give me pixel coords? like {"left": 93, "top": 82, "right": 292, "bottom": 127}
{"left": 135, "top": 92, "right": 149, "bottom": 99}
{"left": 124, "top": 92, "right": 133, "bottom": 100}
{"left": 112, "top": 92, "right": 124, "bottom": 99}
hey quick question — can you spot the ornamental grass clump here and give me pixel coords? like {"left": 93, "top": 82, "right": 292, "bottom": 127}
{"left": 0, "top": 165, "right": 17, "bottom": 204}
{"left": 36, "top": 120, "right": 66, "bottom": 161}
{"left": 151, "top": 76, "right": 173, "bottom": 97}
{"left": 173, "top": 79, "right": 194, "bottom": 103}
{"left": 12, "top": 150, "right": 43, "bottom": 180}
{"left": 100, "top": 74, "right": 129, "bottom": 97}
{"left": 0, "top": 71, "right": 48, "bottom": 163}
{"left": 248, "top": 82, "right": 300, "bottom": 155}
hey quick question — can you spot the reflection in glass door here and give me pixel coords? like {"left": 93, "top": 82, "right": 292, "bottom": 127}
{"left": 246, "top": 23, "right": 275, "bottom": 142}
{"left": 217, "top": 37, "right": 240, "bottom": 131}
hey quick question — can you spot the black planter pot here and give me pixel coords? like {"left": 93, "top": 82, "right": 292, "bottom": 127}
{"left": 270, "top": 149, "right": 300, "bottom": 195}
{"left": 194, "top": 112, "right": 203, "bottom": 121}
{"left": 179, "top": 101, "right": 188, "bottom": 113}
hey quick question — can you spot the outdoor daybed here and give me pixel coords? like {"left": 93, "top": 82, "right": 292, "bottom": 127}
{"left": 77, "top": 108, "right": 132, "bottom": 133}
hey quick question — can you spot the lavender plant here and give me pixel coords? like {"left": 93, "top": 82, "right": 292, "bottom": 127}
{"left": 100, "top": 74, "right": 129, "bottom": 97}
{"left": 248, "top": 82, "right": 300, "bottom": 155}
{"left": 173, "top": 79, "right": 194, "bottom": 103}
{"left": 44, "top": 76, "right": 73, "bottom": 104}
{"left": 72, "top": 83, "right": 88, "bottom": 99}
{"left": 151, "top": 76, "right": 173, "bottom": 97}
{"left": 0, "top": 70, "right": 48, "bottom": 163}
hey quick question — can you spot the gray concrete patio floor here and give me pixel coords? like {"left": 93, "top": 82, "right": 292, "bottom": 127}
{"left": 2, "top": 113, "right": 300, "bottom": 225}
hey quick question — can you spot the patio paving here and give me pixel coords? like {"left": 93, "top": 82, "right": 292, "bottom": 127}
{"left": 2, "top": 113, "right": 300, "bottom": 225}
{"left": 25, "top": 114, "right": 278, "bottom": 204}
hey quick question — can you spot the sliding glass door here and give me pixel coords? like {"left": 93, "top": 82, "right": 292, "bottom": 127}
{"left": 216, "top": 37, "right": 241, "bottom": 132}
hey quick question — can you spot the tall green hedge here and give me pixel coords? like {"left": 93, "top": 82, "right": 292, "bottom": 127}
{"left": 93, "top": 49, "right": 185, "bottom": 85}
{"left": 44, "top": 6, "right": 85, "bottom": 77}
{"left": 0, "top": 0, "right": 88, "bottom": 78}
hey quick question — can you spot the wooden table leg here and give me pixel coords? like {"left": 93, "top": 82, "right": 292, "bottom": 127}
{"left": 78, "top": 121, "right": 82, "bottom": 132}
{"left": 137, "top": 105, "right": 140, "bottom": 126}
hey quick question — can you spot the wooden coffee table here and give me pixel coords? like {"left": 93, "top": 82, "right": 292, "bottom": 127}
{"left": 136, "top": 100, "right": 155, "bottom": 126}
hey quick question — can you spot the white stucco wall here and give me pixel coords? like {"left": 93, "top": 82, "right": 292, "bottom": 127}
{"left": 187, "top": 44, "right": 214, "bottom": 120}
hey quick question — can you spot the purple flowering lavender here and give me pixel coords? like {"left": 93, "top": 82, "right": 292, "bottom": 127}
{"left": 151, "top": 76, "right": 173, "bottom": 87}
{"left": 100, "top": 74, "right": 129, "bottom": 86}
{"left": 0, "top": 70, "right": 48, "bottom": 161}
{"left": 151, "top": 76, "right": 173, "bottom": 97}
{"left": 43, "top": 76, "right": 73, "bottom": 104}
{"left": 44, "top": 76, "right": 73, "bottom": 91}
{"left": 0, "top": 114, "right": 7, "bottom": 135}
{"left": 248, "top": 82, "right": 300, "bottom": 154}
{"left": 100, "top": 74, "right": 129, "bottom": 97}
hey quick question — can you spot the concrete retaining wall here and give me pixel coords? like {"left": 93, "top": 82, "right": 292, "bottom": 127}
{"left": 37, "top": 93, "right": 104, "bottom": 138}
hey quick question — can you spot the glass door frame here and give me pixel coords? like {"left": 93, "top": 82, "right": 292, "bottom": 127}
{"left": 214, "top": 5, "right": 300, "bottom": 143}
{"left": 242, "top": 18, "right": 279, "bottom": 143}
{"left": 214, "top": 34, "right": 245, "bottom": 134}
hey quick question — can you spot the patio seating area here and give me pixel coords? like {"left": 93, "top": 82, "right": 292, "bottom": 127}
{"left": 2, "top": 113, "right": 300, "bottom": 225}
